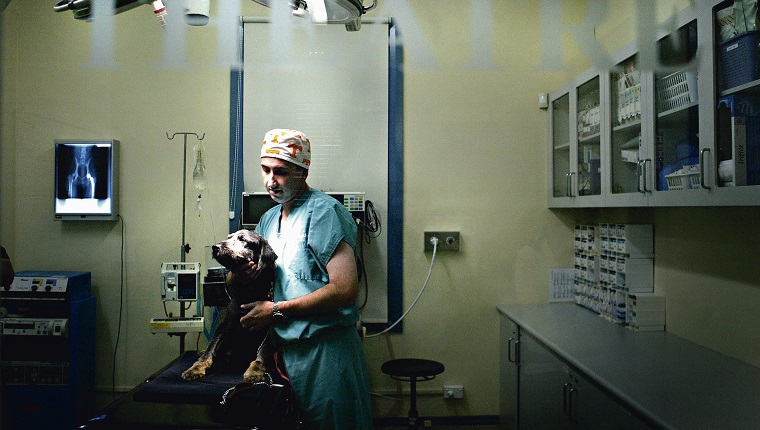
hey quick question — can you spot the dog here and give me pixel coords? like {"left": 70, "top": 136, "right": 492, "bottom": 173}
{"left": 182, "top": 229, "right": 277, "bottom": 383}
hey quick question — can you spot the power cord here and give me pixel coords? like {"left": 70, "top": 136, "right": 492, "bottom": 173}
{"left": 355, "top": 200, "right": 380, "bottom": 311}
{"left": 361, "top": 200, "right": 381, "bottom": 243}
{"left": 365, "top": 237, "right": 438, "bottom": 338}
{"left": 112, "top": 214, "right": 125, "bottom": 399}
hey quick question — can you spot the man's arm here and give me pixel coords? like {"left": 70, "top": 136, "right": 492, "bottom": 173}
{"left": 239, "top": 240, "right": 358, "bottom": 330}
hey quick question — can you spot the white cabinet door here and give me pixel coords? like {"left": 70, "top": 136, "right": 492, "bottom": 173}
{"left": 548, "top": 70, "right": 607, "bottom": 208}
{"left": 606, "top": 45, "right": 653, "bottom": 207}
{"left": 548, "top": 85, "right": 575, "bottom": 208}
{"left": 698, "top": 0, "right": 760, "bottom": 205}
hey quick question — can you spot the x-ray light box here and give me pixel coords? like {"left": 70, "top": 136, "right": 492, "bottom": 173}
{"left": 54, "top": 139, "right": 119, "bottom": 221}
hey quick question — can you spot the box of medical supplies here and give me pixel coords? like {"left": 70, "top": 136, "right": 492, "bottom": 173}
{"left": 718, "top": 31, "right": 760, "bottom": 91}
{"left": 626, "top": 293, "right": 665, "bottom": 332}
{"left": 717, "top": 94, "right": 760, "bottom": 185}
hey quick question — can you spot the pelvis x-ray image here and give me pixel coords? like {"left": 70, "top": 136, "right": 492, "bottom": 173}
{"left": 56, "top": 144, "right": 110, "bottom": 200}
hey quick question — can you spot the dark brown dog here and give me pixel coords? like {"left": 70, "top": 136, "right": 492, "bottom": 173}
{"left": 182, "top": 229, "right": 277, "bottom": 383}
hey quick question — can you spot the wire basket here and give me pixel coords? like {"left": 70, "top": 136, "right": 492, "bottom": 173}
{"left": 656, "top": 71, "right": 698, "bottom": 113}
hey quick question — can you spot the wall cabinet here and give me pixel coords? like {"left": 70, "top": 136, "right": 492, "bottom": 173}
{"left": 547, "top": 0, "right": 760, "bottom": 208}
{"left": 548, "top": 70, "right": 606, "bottom": 207}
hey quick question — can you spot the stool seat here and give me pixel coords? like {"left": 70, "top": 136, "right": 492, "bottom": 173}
{"left": 381, "top": 358, "right": 445, "bottom": 380}
{"left": 381, "top": 359, "right": 444, "bottom": 429}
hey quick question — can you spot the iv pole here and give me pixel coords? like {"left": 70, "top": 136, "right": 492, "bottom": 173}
{"left": 166, "top": 131, "right": 205, "bottom": 353}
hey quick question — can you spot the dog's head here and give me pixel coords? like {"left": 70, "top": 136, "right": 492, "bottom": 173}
{"left": 212, "top": 230, "right": 277, "bottom": 273}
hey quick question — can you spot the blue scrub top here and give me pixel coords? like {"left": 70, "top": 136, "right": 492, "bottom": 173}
{"left": 255, "top": 188, "right": 360, "bottom": 345}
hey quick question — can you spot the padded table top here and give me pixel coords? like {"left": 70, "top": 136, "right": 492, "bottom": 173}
{"left": 133, "top": 351, "right": 248, "bottom": 404}
{"left": 81, "top": 352, "right": 257, "bottom": 429}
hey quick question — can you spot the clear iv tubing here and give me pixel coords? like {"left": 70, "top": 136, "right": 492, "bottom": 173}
{"left": 365, "top": 238, "right": 438, "bottom": 338}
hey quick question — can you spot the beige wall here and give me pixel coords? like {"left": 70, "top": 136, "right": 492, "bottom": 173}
{"left": 1, "top": 0, "right": 758, "bottom": 420}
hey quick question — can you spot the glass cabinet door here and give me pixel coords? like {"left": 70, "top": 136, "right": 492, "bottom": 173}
{"left": 610, "top": 55, "right": 644, "bottom": 196}
{"left": 576, "top": 76, "right": 602, "bottom": 197}
{"left": 713, "top": 0, "right": 760, "bottom": 188}
{"left": 654, "top": 19, "right": 700, "bottom": 193}
{"left": 551, "top": 93, "right": 571, "bottom": 198}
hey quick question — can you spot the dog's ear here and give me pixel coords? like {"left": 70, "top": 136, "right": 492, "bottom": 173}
{"left": 255, "top": 237, "right": 277, "bottom": 271}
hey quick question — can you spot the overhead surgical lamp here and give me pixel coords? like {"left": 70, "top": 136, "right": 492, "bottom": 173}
{"left": 251, "top": 0, "right": 376, "bottom": 31}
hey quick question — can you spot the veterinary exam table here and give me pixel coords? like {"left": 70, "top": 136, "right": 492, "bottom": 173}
{"left": 80, "top": 351, "right": 283, "bottom": 429}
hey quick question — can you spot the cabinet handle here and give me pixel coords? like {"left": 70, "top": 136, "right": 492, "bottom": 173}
{"left": 645, "top": 159, "right": 652, "bottom": 192}
{"left": 636, "top": 160, "right": 645, "bottom": 193}
{"left": 569, "top": 172, "right": 576, "bottom": 197}
{"left": 569, "top": 386, "right": 578, "bottom": 422}
{"left": 514, "top": 340, "right": 520, "bottom": 365}
{"left": 506, "top": 337, "right": 521, "bottom": 364}
{"left": 565, "top": 173, "right": 571, "bottom": 197}
{"left": 700, "top": 148, "right": 711, "bottom": 190}
{"left": 563, "top": 383, "right": 571, "bottom": 416}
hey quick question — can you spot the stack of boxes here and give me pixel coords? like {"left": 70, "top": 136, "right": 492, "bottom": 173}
{"left": 573, "top": 225, "right": 601, "bottom": 312}
{"left": 573, "top": 224, "right": 665, "bottom": 331}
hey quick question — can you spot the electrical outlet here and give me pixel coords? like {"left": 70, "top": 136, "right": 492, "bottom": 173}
{"left": 443, "top": 384, "right": 463, "bottom": 399}
{"left": 424, "top": 231, "right": 460, "bottom": 252}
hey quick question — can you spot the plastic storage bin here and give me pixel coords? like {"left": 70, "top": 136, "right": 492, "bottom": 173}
{"left": 664, "top": 165, "right": 700, "bottom": 190}
{"left": 718, "top": 31, "right": 760, "bottom": 91}
{"left": 656, "top": 70, "right": 698, "bottom": 113}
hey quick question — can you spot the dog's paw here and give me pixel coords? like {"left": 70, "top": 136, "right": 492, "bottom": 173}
{"left": 182, "top": 361, "right": 209, "bottom": 380}
{"left": 243, "top": 360, "right": 267, "bottom": 383}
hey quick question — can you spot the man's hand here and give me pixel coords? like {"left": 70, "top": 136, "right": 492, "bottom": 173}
{"left": 239, "top": 300, "right": 273, "bottom": 331}
{"left": 226, "top": 261, "right": 261, "bottom": 285}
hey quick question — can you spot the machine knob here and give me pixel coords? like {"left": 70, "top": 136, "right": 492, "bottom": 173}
{"left": 45, "top": 285, "right": 52, "bottom": 292}
{"left": 31, "top": 284, "right": 38, "bottom": 292}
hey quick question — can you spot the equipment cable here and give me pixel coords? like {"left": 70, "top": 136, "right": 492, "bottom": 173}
{"left": 365, "top": 237, "right": 438, "bottom": 338}
{"left": 112, "top": 214, "right": 125, "bottom": 399}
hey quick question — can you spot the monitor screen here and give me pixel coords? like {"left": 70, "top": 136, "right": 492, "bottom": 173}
{"left": 241, "top": 192, "right": 277, "bottom": 229}
{"left": 241, "top": 191, "right": 365, "bottom": 229}
{"left": 54, "top": 140, "right": 119, "bottom": 221}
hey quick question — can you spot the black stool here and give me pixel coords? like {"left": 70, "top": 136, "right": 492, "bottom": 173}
{"left": 381, "top": 358, "right": 445, "bottom": 429}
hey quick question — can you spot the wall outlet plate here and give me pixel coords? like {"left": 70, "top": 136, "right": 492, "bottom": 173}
{"left": 443, "top": 384, "right": 464, "bottom": 399}
{"left": 425, "top": 231, "right": 460, "bottom": 252}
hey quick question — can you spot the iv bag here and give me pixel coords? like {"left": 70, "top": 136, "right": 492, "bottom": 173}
{"left": 192, "top": 141, "right": 207, "bottom": 191}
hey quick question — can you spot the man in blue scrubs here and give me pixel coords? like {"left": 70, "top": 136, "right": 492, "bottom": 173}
{"left": 234, "top": 129, "right": 373, "bottom": 429}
